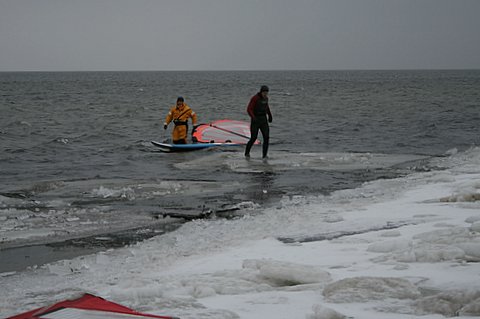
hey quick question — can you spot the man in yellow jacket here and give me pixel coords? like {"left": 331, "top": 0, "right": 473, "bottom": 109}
{"left": 163, "top": 96, "right": 198, "bottom": 144}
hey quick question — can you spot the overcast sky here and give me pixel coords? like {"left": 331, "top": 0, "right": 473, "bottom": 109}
{"left": 1, "top": 0, "right": 479, "bottom": 71}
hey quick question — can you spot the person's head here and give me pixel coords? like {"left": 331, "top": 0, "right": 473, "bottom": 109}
{"left": 260, "top": 85, "right": 269, "bottom": 97}
{"left": 176, "top": 96, "right": 184, "bottom": 106}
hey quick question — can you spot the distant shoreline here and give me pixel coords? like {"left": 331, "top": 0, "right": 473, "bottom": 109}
{"left": 1, "top": 68, "right": 479, "bottom": 73}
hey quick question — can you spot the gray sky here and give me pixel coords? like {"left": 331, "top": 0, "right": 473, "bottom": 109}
{"left": 1, "top": 0, "right": 479, "bottom": 71}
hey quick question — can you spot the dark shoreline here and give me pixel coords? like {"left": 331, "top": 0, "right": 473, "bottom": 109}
{"left": 0, "top": 222, "right": 182, "bottom": 273}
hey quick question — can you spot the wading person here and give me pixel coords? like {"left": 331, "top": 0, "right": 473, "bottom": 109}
{"left": 163, "top": 96, "right": 198, "bottom": 144}
{"left": 244, "top": 85, "right": 273, "bottom": 159}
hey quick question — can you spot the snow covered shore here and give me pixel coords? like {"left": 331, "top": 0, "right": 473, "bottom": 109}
{"left": 1, "top": 148, "right": 480, "bottom": 318}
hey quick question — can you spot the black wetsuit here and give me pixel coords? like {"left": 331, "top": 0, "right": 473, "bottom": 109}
{"left": 245, "top": 92, "right": 272, "bottom": 158}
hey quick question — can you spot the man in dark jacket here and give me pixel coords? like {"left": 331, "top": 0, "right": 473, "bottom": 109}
{"left": 245, "top": 85, "right": 273, "bottom": 159}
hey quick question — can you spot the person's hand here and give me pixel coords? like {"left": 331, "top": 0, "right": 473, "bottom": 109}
{"left": 268, "top": 116, "right": 272, "bottom": 123}
{"left": 163, "top": 124, "right": 168, "bottom": 130}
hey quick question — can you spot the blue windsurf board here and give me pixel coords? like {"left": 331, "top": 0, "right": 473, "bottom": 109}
{"left": 151, "top": 141, "right": 240, "bottom": 153}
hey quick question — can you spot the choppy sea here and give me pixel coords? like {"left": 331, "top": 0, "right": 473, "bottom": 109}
{"left": 1, "top": 70, "right": 479, "bottom": 271}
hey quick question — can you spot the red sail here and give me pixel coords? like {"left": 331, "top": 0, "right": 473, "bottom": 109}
{"left": 192, "top": 120, "right": 260, "bottom": 144}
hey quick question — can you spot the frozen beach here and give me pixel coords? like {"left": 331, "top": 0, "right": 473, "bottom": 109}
{"left": 1, "top": 147, "right": 480, "bottom": 318}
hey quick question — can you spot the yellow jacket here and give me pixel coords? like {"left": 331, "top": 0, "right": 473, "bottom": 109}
{"left": 164, "top": 103, "right": 198, "bottom": 143}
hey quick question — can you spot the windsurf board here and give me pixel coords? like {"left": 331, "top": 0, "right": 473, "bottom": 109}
{"left": 151, "top": 141, "right": 241, "bottom": 153}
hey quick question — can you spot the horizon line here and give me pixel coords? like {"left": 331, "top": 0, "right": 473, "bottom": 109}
{"left": 1, "top": 67, "right": 479, "bottom": 73}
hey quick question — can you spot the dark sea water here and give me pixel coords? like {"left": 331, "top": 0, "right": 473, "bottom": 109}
{"left": 1, "top": 70, "right": 479, "bottom": 270}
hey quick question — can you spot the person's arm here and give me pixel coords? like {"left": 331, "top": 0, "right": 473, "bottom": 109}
{"left": 266, "top": 104, "right": 272, "bottom": 123}
{"left": 164, "top": 107, "right": 173, "bottom": 129}
{"left": 246, "top": 95, "right": 257, "bottom": 119}
{"left": 190, "top": 110, "right": 198, "bottom": 125}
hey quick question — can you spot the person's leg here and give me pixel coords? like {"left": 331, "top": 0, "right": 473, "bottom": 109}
{"left": 259, "top": 124, "right": 270, "bottom": 158}
{"left": 172, "top": 126, "right": 187, "bottom": 144}
{"left": 173, "top": 138, "right": 186, "bottom": 144}
{"left": 245, "top": 121, "right": 260, "bottom": 157}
